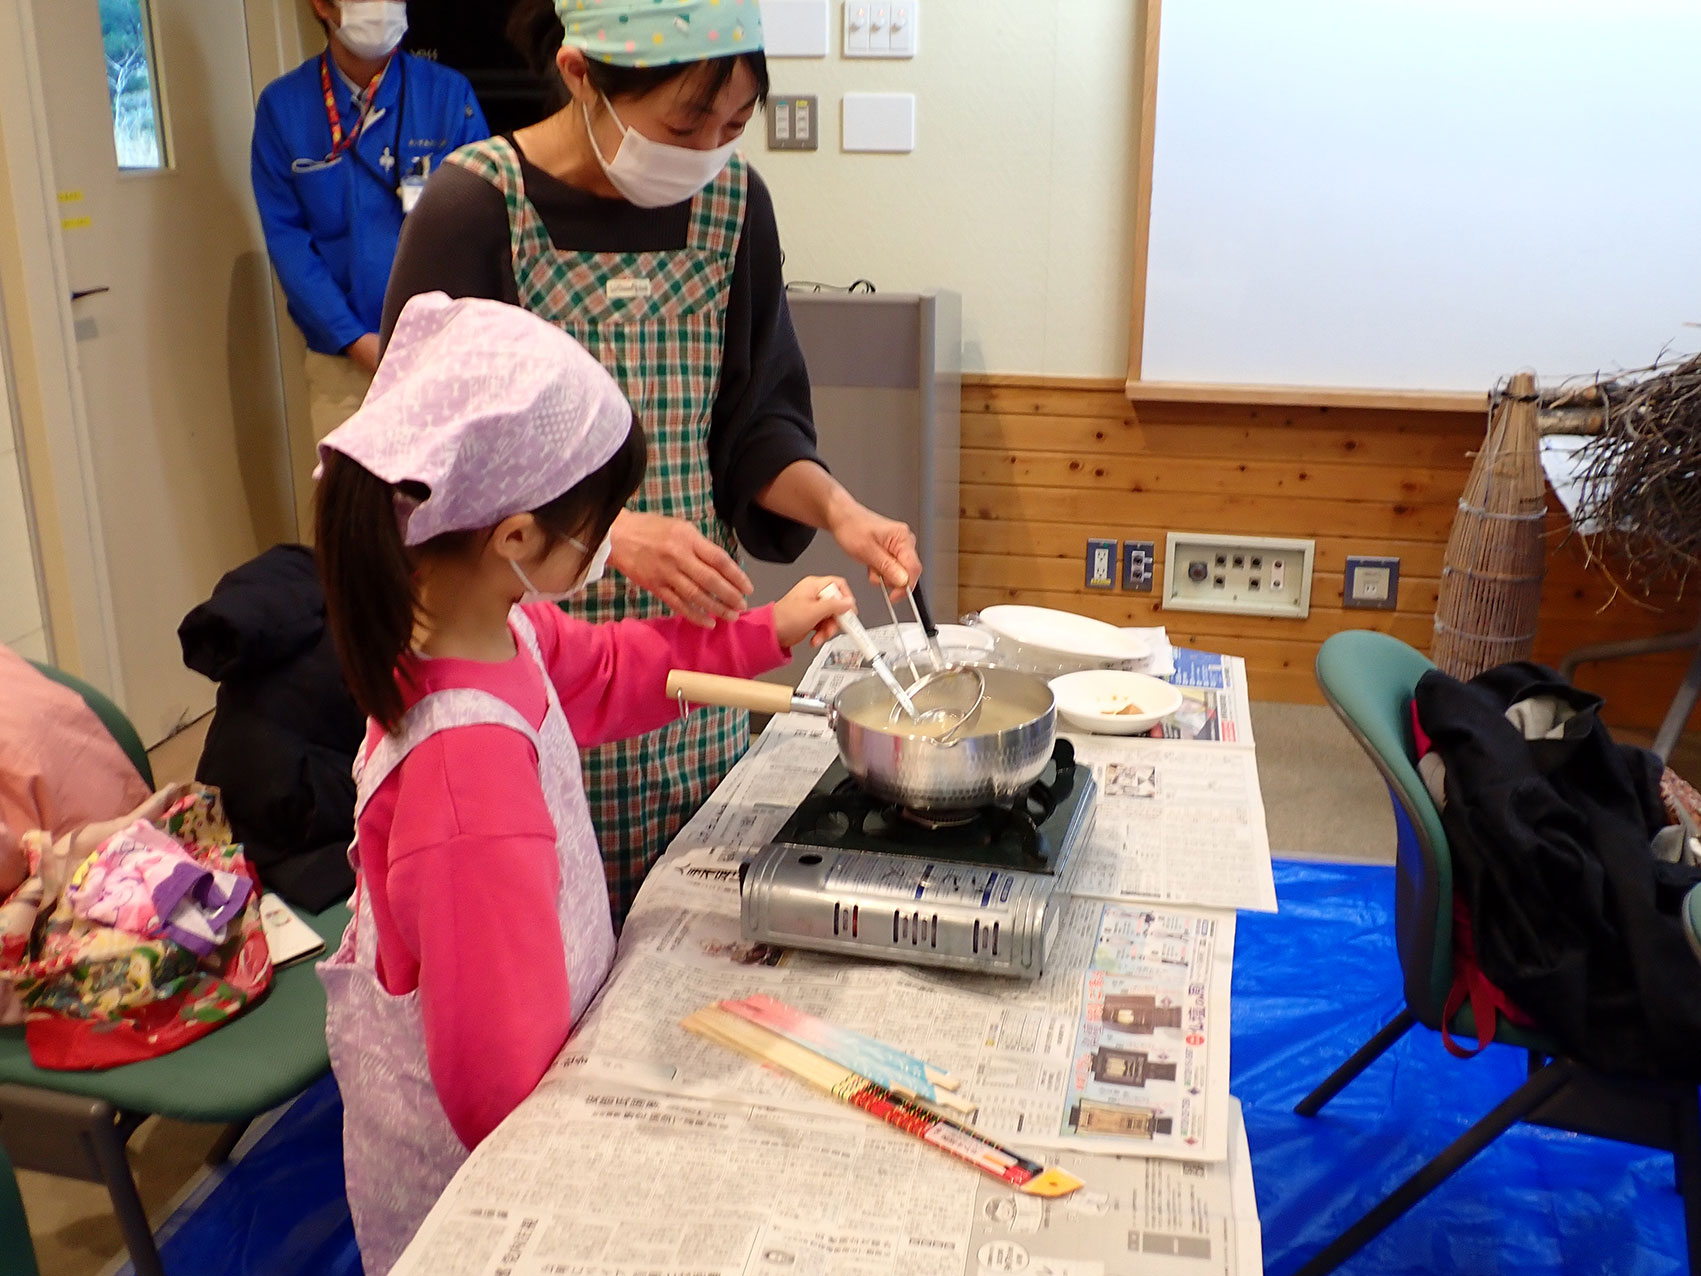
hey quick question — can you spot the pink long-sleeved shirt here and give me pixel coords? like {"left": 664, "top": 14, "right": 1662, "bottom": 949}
{"left": 353, "top": 602, "right": 787, "bottom": 1149}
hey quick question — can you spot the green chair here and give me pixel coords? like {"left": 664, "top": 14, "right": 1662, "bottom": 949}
{"left": 1294, "top": 630, "right": 1701, "bottom": 1276}
{"left": 0, "top": 663, "right": 349, "bottom": 1276}
{"left": 0, "top": 1142, "right": 40, "bottom": 1276}
{"left": 1687, "top": 884, "right": 1701, "bottom": 966}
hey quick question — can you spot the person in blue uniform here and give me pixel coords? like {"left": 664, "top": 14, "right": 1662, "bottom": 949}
{"left": 251, "top": 0, "right": 489, "bottom": 440}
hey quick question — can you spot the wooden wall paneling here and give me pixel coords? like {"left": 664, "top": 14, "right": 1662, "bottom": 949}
{"left": 958, "top": 375, "right": 1701, "bottom": 731}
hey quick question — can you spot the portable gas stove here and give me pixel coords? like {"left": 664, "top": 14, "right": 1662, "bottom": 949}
{"left": 739, "top": 740, "right": 1096, "bottom": 978}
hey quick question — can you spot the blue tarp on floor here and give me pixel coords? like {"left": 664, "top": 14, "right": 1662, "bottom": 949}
{"left": 129, "top": 860, "right": 1689, "bottom": 1276}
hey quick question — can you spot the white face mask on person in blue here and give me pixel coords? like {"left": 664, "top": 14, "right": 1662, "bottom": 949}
{"left": 332, "top": 0, "right": 408, "bottom": 61}
{"left": 509, "top": 532, "right": 613, "bottom": 605}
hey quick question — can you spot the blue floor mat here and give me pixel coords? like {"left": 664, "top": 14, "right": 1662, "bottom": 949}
{"left": 138, "top": 860, "right": 1689, "bottom": 1276}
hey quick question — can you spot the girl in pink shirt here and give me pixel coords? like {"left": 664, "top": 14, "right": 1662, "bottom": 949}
{"left": 313, "top": 293, "right": 851, "bottom": 1274}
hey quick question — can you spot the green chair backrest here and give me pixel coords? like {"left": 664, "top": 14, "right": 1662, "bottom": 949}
{"left": 1314, "top": 630, "right": 1454, "bottom": 1027}
{"left": 25, "top": 661, "right": 154, "bottom": 791}
{"left": 0, "top": 1143, "right": 40, "bottom": 1276}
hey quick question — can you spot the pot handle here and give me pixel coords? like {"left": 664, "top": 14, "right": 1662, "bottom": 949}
{"left": 666, "top": 670, "right": 827, "bottom": 717}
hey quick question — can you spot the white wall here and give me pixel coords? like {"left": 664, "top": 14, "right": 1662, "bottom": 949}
{"left": 757, "top": 0, "right": 1141, "bottom": 379}
{"left": 0, "top": 342, "right": 47, "bottom": 662}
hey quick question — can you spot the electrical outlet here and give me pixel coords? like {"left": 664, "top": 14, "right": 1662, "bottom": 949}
{"left": 1086, "top": 538, "right": 1117, "bottom": 591}
{"left": 1123, "top": 540, "right": 1155, "bottom": 592}
{"left": 1344, "top": 556, "right": 1401, "bottom": 610}
{"left": 1163, "top": 533, "right": 1315, "bottom": 618}
{"left": 767, "top": 95, "right": 819, "bottom": 150}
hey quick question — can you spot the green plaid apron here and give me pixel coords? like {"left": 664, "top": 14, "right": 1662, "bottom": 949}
{"left": 448, "top": 137, "right": 748, "bottom": 925}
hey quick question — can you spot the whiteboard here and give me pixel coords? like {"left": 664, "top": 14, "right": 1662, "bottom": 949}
{"left": 1140, "top": 0, "right": 1701, "bottom": 394}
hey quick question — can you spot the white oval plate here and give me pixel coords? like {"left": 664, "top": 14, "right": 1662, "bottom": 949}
{"left": 978, "top": 605, "right": 1150, "bottom": 664}
{"left": 1049, "top": 669, "right": 1185, "bottom": 735}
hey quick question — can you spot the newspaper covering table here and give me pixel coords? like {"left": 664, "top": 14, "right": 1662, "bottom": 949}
{"left": 390, "top": 1077, "right": 1259, "bottom": 1276}
{"left": 389, "top": 641, "right": 1271, "bottom": 1276}
{"left": 560, "top": 857, "right": 1235, "bottom": 1161}
{"left": 390, "top": 867, "right": 1254, "bottom": 1275}
{"left": 791, "top": 640, "right": 1276, "bottom": 914}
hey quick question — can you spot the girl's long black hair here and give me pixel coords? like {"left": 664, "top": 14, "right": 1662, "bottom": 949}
{"left": 316, "top": 422, "right": 646, "bottom": 732}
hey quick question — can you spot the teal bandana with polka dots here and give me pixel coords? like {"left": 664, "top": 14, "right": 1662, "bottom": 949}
{"left": 554, "top": 0, "right": 764, "bottom": 68}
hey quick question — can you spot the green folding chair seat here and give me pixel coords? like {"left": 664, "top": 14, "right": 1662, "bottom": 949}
{"left": 0, "top": 662, "right": 349, "bottom": 1276}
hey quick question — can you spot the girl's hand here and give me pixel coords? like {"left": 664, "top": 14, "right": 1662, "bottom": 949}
{"left": 610, "top": 511, "right": 754, "bottom": 628}
{"left": 773, "top": 576, "right": 857, "bottom": 650}
{"left": 827, "top": 501, "right": 923, "bottom": 600}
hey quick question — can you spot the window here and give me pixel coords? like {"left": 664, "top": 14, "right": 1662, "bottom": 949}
{"left": 99, "top": 0, "right": 166, "bottom": 169}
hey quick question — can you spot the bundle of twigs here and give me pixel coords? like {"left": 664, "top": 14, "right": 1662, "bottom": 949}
{"left": 1541, "top": 352, "right": 1701, "bottom": 596}
{"left": 1432, "top": 372, "right": 1547, "bottom": 679}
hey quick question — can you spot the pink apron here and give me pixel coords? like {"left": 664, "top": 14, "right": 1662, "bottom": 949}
{"left": 319, "top": 609, "right": 616, "bottom": 1274}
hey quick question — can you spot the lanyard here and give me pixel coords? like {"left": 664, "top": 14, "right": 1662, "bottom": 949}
{"left": 319, "top": 52, "right": 390, "bottom": 156}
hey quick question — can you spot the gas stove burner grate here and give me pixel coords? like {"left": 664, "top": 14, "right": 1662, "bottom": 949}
{"left": 778, "top": 740, "right": 1081, "bottom": 874}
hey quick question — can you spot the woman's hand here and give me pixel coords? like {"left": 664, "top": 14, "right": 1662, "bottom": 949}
{"left": 773, "top": 576, "right": 857, "bottom": 650}
{"left": 828, "top": 500, "right": 923, "bottom": 598}
{"left": 609, "top": 510, "right": 754, "bottom": 627}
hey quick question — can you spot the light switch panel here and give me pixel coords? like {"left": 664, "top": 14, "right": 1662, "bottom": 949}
{"left": 842, "top": 92, "right": 915, "bottom": 152}
{"left": 888, "top": 0, "right": 917, "bottom": 56}
{"left": 844, "top": 0, "right": 915, "bottom": 58}
{"left": 844, "top": 2, "right": 870, "bottom": 55}
{"left": 763, "top": 0, "right": 830, "bottom": 57}
{"left": 767, "top": 95, "right": 819, "bottom": 151}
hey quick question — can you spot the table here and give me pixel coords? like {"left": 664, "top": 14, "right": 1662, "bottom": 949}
{"left": 390, "top": 650, "right": 1275, "bottom": 1276}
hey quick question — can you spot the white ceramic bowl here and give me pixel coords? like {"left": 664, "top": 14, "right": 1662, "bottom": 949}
{"left": 977, "top": 606, "right": 1150, "bottom": 669}
{"left": 1049, "top": 670, "right": 1185, "bottom": 735}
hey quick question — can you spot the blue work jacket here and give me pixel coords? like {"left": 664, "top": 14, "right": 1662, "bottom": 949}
{"left": 251, "top": 51, "right": 488, "bottom": 355}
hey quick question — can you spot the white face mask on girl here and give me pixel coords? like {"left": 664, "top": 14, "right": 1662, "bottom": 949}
{"left": 510, "top": 534, "right": 613, "bottom": 605}
{"left": 583, "top": 94, "right": 738, "bottom": 209}
{"left": 334, "top": 1, "right": 408, "bottom": 61}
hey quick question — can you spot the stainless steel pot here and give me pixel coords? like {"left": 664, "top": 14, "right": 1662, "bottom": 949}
{"left": 666, "top": 667, "right": 1057, "bottom": 811}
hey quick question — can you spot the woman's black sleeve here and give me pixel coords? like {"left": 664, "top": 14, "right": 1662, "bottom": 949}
{"left": 707, "top": 170, "right": 823, "bottom": 564}
{"left": 379, "top": 164, "right": 518, "bottom": 349}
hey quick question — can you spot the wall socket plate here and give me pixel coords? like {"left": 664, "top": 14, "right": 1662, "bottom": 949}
{"left": 767, "top": 95, "right": 819, "bottom": 150}
{"left": 1343, "top": 556, "right": 1401, "bottom": 610}
{"left": 1163, "top": 533, "right": 1315, "bottom": 619}
{"left": 1123, "top": 540, "right": 1155, "bottom": 592}
{"left": 1085, "top": 538, "right": 1117, "bottom": 591}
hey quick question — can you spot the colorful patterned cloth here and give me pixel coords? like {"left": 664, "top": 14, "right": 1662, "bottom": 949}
{"left": 447, "top": 136, "right": 750, "bottom": 923}
{"left": 0, "top": 787, "right": 272, "bottom": 1071}
{"left": 66, "top": 817, "right": 252, "bottom": 956}
{"left": 555, "top": 0, "right": 762, "bottom": 69}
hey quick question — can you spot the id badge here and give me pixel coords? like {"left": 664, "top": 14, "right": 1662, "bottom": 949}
{"left": 399, "top": 175, "right": 427, "bottom": 215}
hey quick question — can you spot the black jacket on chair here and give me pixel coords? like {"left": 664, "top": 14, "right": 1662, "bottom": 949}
{"left": 1415, "top": 662, "right": 1701, "bottom": 1078}
{"left": 179, "top": 545, "right": 360, "bottom": 911}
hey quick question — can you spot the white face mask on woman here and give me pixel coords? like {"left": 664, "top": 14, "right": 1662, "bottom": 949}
{"left": 509, "top": 534, "right": 613, "bottom": 605}
{"left": 334, "top": 1, "right": 408, "bottom": 62}
{"left": 583, "top": 94, "right": 738, "bottom": 209}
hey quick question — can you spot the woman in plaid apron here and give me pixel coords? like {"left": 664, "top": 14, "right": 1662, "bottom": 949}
{"left": 381, "top": 0, "right": 922, "bottom": 923}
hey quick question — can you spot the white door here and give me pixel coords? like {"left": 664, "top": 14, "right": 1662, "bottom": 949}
{"left": 28, "top": 0, "right": 294, "bottom": 743}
